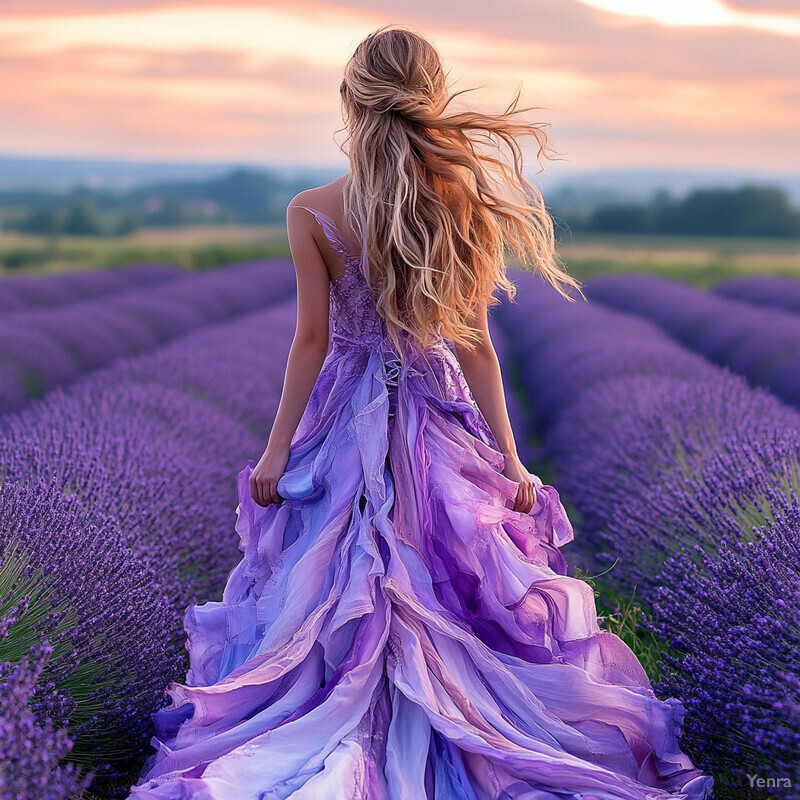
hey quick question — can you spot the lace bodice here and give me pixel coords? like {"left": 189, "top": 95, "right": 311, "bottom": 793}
{"left": 295, "top": 205, "right": 497, "bottom": 446}
{"left": 297, "top": 205, "right": 447, "bottom": 353}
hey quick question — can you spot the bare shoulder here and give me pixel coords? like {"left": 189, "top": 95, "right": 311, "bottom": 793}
{"left": 287, "top": 173, "right": 348, "bottom": 215}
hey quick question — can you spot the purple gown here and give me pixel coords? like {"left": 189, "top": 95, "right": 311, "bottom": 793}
{"left": 128, "top": 207, "right": 714, "bottom": 799}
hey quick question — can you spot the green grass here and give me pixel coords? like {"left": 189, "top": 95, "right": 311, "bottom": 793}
{"left": 573, "top": 564, "right": 670, "bottom": 682}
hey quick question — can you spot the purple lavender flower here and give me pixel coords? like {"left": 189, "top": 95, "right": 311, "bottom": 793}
{"left": 0, "top": 633, "right": 94, "bottom": 800}
{"left": 647, "top": 500, "right": 800, "bottom": 794}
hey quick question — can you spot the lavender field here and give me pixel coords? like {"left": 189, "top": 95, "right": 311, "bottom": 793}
{"left": 1, "top": 263, "right": 799, "bottom": 799}
{"left": 495, "top": 269, "right": 800, "bottom": 798}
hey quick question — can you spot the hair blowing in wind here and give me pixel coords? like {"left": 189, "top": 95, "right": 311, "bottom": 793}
{"left": 337, "top": 24, "right": 584, "bottom": 356}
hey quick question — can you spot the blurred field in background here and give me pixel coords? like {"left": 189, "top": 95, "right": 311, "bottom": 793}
{"left": 0, "top": 223, "right": 289, "bottom": 275}
{"left": 556, "top": 232, "right": 800, "bottom": 285}
{"left": 2, "top": 225, "right": 799, "bottom": 285}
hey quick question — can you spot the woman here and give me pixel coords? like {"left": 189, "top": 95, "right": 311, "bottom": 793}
{"left": 128, "top": 25, "right": 714, "bottom": 799}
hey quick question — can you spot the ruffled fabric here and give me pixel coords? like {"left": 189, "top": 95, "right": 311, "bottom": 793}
{"left": 128, "top": 330, "right": 714, "bottom": 800}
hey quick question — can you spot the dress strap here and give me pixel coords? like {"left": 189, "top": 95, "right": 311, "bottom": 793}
{"left": 295, "top": 205, "right": 355, "bottom": 264}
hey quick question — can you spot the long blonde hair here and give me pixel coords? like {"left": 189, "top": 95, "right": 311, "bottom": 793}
{"left": 337, "top": 24, "right": 584, "bottom": 356}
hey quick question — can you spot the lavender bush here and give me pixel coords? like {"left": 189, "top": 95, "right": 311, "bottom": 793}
{"left": 713, "top": 274, "right": 800, "bottom": 316}
{"left": 584, "top": 272, "right": 800, "bottom": 408}
{"left": 0, "top": 479, "right": 180, "bottom": 796}
{"left": 0, "top": 262, "right": 184, "bottom": 313}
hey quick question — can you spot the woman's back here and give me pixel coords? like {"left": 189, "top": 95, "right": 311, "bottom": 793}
{"left": 296, "top": 198, "right": 454, "bottom": 353}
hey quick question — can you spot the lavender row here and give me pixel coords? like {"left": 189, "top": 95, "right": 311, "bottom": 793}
{"left": 713, "top": 274, "right": 800, "bottom": 316}
{"left": 0, "top": 299, "right": 296, "bottom": 794}
{"left": 0, "top": 258, "right": 297, "bottom": 413}
{"left": 494, "top": 270, "right": 800, "bottom": 786}
{"left": 0, "top": 262, "right": 184, "bottom": 313}
{"left": 583, "top": 272, "right": 800, "bottom": 408}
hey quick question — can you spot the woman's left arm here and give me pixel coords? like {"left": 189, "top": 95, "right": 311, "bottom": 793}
{"left": 453, "top": 299, "right": 537, "bottom": 514}
{"left": 249, "top": 199, "right": 331, "bottom": 507}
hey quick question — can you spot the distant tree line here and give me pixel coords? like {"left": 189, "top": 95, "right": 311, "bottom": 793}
{"left": 10, "top": 196, "right": 140, "bottom": 237}
{"left": 566, "top": 185, "right": 800, "bottom": 238}
{"left": 2, "top": 169, "right": 799, "bottom": 238}
{"left": 0, "top": 168, "right": 315, "bottom": 237}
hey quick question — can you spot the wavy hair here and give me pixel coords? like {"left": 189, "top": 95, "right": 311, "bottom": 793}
{"left": 337, "top": 24, "right": 584, "bottom": 357}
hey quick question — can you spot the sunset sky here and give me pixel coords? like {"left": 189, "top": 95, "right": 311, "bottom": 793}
{"left": 1, "top": 0, "right": 798, "bottom": 173}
